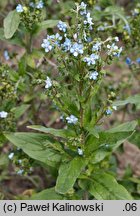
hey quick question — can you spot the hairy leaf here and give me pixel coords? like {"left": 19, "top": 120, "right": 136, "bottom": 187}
{"left": 79, "top": 173, "right": 132, "bottom": 200}
{"left": 4, "top": 10, "right": 20, "bottom": 39}
{"left": 55, "top": 157, "right": 87, "bottom": 194}
{"left": 4, "top": 132, "right": 63, "bottom": 167}
{"left": 31, "top": 187, "right": 64, "bottom": 200}
{"left": 27, "top": 125, "right": 76, "bottom": 138}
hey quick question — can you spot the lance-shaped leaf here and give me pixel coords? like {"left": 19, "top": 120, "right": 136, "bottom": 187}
{"left": 31, "top": 187, "right": 64, "bottom": 200}
{"left": 11, "top": 104, "right": 30, "bottom": 119}
{"left": 55, "top": 157, "right": 87, "bottom": 194}
{"left": 107, "top": 120, "right": 137, "bottom": 133}
{"left": 4, "top": 132, "right": 63, "bottom": 167}
{"left": 113, "top": 94, "right": 140, "bottom": 110}
{"left": 79, "top": 173, "right": 132, "bottom": 200}
{"left": 86, "top": 121, "right": 137, "bottom": 154}
{"left": 4, "top": 10, "right": 20, "bottom": 39}
{"left": 27, "top": 125, "right": 76, "bottom": 139}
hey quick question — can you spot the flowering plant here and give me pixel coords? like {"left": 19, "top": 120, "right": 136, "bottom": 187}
{"left": 2, "top": 1, "right": 139, "bottom": 200}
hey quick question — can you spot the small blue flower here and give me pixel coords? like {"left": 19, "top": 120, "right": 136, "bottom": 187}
{"left": 123, "top": 24, "right": 131, "bottom": 34}
{"left": 16, "top": 4, "right": 24, "bottom": 13}
{"left": 89, "top": 71, "right": 98, "bottom": 80}
{"left": 17, "top": 169, "right": 24, "bottom": 175}
{"left": 106, "top": 109, "right": 112, "bottom": 115}
{"left": 29, "top": 2, "right": 35, "bottom": 8}
{"left": 3, "top": 50, "right": 10, "bottom": 60}
{"left": 70, "top": 43, "right": 84, "bottom": 57}
{"left": 136, "top": 58, "right": 140, "bottom": 64}
{"left": 112, "top": 106, "right": 117, "bottom": 110}
{"left": 62, "top": 38, "right": 72, "bottom": 51}
{"left": 8, "top": 152, "right": 14, "bottom": 160}
{"left": 94, "top": 6, "right": 101, "bottom": 11}
{"left": 125, "top": 57, "right": 132, "bottom": 65}
{"left": 57, "top": 21, "right": 67, "bottom": 32}
{"left": 45, "top": 76, "right": 52, "bottom": 89}
{"left": 36, "top": 0, "right": 44, "bottom": 9}
{"left": 0, "top": 111, "right": 8, "bottom": 118}
{"left": 92, "top": 42, "right": 101, "bottom": 52}
{"left": 77, "top": 147, "right": 83, "bottom": 156}
{"left": 66, "top": 115, "right": 78, "bottom": 124}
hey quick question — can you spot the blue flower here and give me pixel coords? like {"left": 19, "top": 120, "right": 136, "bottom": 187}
{"left": 84, "top": 12, "right": 93, "bottom": 29}
{"left": 36, "top": 0, "right": 44, "bottom": 9}
{"left": 70, "top": 43, "right": 84, "bottom": 57}
{"left": 41, "top": 39, "right": 53, "bottom": 52}
{"left": 66, "top": 115, "right": 78, "bottom": 124}
{"left": 41, "top": 33, "right": 62, "bottom": 52}
{"left": 94, "top": 6, "right": 101, "bottom": 11}
{"left": 16, "top": 4, "right": 24, "bottom": 13}
{"left": 17, "top": 169, "right": 24, "bottom": 175}
{"left": 77, "top": 147, "right": 83, "bottom": 156}
{"left": 123, "top": 25, "right": 131, "bottom": 34}
{"left": 8, "top": 152, "right": 14, "bottom": 160}
{"left": 45, "top": 77, "right": 52, "bottom": 89}
{"left": 80, "top": 2, "right": 87, "bottom": 15}
{"left": 136, "top": 58, "right": 140, "bottom": 64}
{"left": 83, "top": 53, "right": 99, "bottom": 65}
{"left": 3, "top": 50, "right": 10, "bottom": 60}
{"left": 0, "top": 111, "right": 8, "bottom": 118}
{"left": 125, "top": 57, "right": 132, "bottom": 65}
{"left": 62, "top": 38, "right": 72, "bottom": 51}
{"left": 89, "top": 71, "right": 98, "bottom": 80}
{"left": 29, "top": 2, "right": 35, "bottom": 8}
{"left": 92, "top": 42, "right": 101, "bottom": 52}
{"left": 107, "top": 43, "right": 122, "bottom": 57}
{"left": 57, "top": 21, "right": 67, "bottom": 32}
{"left": 106, "top": 109, "right": 112, "bottom": 115}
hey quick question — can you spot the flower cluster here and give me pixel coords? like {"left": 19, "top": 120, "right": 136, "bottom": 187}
{"left": 57, "top": 21, "right": 67, "bottom": 32}
{"left": 83, "top": 53, "right": 99, "bottom": 66}
{"left": 79, "top": 2, "right": 93, "bottom": 29}
{"left": 89, "top": 71, "right": 98, "bottom": 80}
{"left": 107, "top": 43, "right": 122, "bottom": 57}
{"left": 41, "top": 33, "right": 62, "bottom": 52}
{"left": 16, "top": 1, "right": 44, "bottom": 13}
{"left": 70, "top": 43, "right": 84, "bottom": 57}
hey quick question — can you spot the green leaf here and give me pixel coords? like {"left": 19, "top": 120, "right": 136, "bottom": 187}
{"left": 31, "top": 187, "right": 64, "bottom": 200}
{"left": 113, "top": 94, "right": 140, "bottom": 110}
{"left": 86, "top": 131, "right": 135, "bottom": 155}
{"left": 0, "top": 28, "right": 23, "bottom": 46}
{"left": 90, "top": 149, "right": 110, "bottom": 164}
{"left": 55, "top": 157, "right": 87, "bottom": 194}
{"left": 129, "top": 131, "right": 140, "bottom": 147}
{"left": 38, "top": 20, "right": 59, "bottom": 31}
{"left": 107, "top": 121, "right": 137, "bottom": 133}
{"left": 4, "top": 132, "right": 62, "bottom": 167}
{"left": 27, "top": 125, "right": 76, "bottom": 139}
{"left": 11, "top": 104, "right": 30, "bottom": 119}
{"left": 79, "top": 173, "right": 132, "bottom": 200}
{"left": 4, "top": 10, "right": 20, "bottom": 39}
